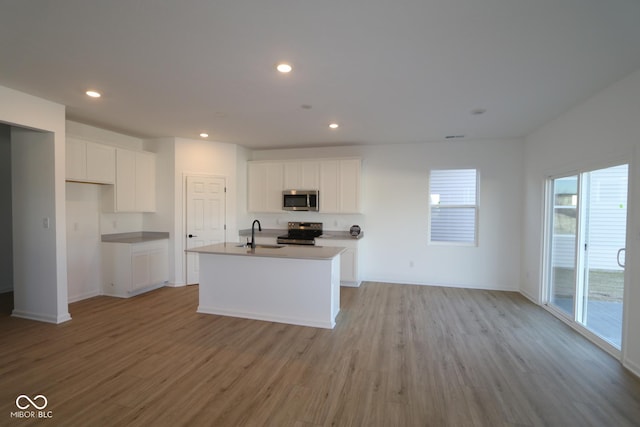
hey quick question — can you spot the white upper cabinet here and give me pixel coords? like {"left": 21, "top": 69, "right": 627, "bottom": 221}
{"left": 248, "top": 158, "right": 361, "bottom": 214}
{"left": 283, "top": 161, "right": 320, "bottom": 190}
{"left": 320, "top": 158, "right": 361, "bottom": 214}
{"left": 103, "top": 149, "right": 156, "bottom": 212}
{"left": 337, "top": 158, "right": 361, "bottom": 213}
{"left": 247, "top": 161, "right": 284, "bottom": 213}
{"left": 319, "top": 161, "right": 340, "bottom": 213}
{"left": 66, "top": 137, "right": 115, "bottom": 184}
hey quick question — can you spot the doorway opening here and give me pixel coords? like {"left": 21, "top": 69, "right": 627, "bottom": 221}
{"left": 0, "top": 123, "right": 13, "bottom": 315}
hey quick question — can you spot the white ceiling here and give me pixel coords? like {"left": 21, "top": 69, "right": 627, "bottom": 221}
{"left": 1, "top": 0, "right": 640, "bottom": 149}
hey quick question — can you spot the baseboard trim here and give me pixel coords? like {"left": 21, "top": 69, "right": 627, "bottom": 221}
{"left": 68, "top": 290, "right": 101, "bottom": 303}
{"left": 519, "top": 288, "right": 539, "bottom": 304}
{"left": 197, "top": 305, "right": 336, "bottom": 329}
{"left": 362, "top": 278, "right": 518, "bottom": 292}
{"left": 163, "top": 282, "right": 186, "bottom": 288}
{"left": 12, "top": 310, "right": 72, "bottom": 324}
{"left": 623, "top": 358, "right": 640, "bottom": 379}
{"left": 340, "top": 281, "right": 361, "bottom": 288}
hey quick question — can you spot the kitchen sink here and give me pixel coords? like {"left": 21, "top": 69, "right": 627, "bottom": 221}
{"left": 236, "top": 244, "right": 285, "bottom": 249}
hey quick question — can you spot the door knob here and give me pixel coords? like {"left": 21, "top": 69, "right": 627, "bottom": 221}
{"left": 188, "top": 234, "right": 198, "bottom": 238}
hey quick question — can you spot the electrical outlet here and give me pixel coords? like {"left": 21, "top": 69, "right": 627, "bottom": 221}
{"left": 43, "top": 217, "right": 50, "bottom": 229}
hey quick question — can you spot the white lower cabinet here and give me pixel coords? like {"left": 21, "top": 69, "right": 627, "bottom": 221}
{"left": 102, "top": 240, "right": 169, "bottom": 297}
{"left": 316, "top": 238, "right": 361, "bottom": 287}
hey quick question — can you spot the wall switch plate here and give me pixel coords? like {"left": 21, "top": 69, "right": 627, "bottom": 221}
{"left": 43, "top": 217, "right": 50, "bottom": 229}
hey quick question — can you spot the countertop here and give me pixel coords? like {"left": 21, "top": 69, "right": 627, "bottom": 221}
{"left": 317, "top": 230, "right": 364, "bottom": 240}
{"left": 101, "top": 231, "right": 170, "bottom": 244}
{"left": 238, "top": 228, "right": 364, "bottom": 240}
{"left": 186, "top": 242, "right": 345, "bottom": 260}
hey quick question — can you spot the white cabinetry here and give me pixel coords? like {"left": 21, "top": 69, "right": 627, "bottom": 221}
{"left": 247, "top": 158, "right": 361, "bottom": 214}
{"left": 102, "top": 239, "right": 168, "bottom": 297}
{"left": 247, "top": 161, "right": 284, "bottom": 213}
{"left": 103, "top": 149, "right": 156, "bottom": 212}
{"left": 66, "top": 137, "right": 115, "bottom": 184}
{"left": 315, "top": 238, "right": 361, "bottom": 287}
{"left": 319, "top": 159, "right": 361, "bottom": 214}
{"left": 283, "top": 161, "right": 320, "bottom": 190}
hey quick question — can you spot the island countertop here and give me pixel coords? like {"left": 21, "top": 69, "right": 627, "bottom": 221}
{"left": 186, "top": 242, "right": 345, "bottom": 260}
{"left": 102, "top": 231, "right": 170, "bottom": 244}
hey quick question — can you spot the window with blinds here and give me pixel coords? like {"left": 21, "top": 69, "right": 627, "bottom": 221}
{"left": 429, "top": 169, "right": 478, "bottom": 244}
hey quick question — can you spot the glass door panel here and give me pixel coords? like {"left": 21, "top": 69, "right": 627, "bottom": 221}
{"left": 580, "top": 164, "right": 628, "bottom": 348}
{"left": 548, "top": 175, "right": 579, "bottom": 317}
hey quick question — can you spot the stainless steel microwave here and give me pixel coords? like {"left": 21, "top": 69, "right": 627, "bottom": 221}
{"left": 282, "top": 190, "right": 319, "bottom": 211}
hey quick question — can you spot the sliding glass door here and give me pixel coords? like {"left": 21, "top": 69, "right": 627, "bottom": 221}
{"left": 547, "top": 164, "right": 628, "bottom": 349}
{"left": 548, "top": 175, "right": 578, "bottom": 318}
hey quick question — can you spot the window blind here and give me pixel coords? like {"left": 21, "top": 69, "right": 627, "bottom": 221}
{"left": 429, "top": 169, "right": 478, "bottom": 244}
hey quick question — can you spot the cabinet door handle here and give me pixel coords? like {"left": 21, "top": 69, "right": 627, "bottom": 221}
{"left": 188, "top": 234, "right": 198, "bottom": 238}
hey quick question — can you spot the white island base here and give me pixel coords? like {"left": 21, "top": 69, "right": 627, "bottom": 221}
{"left": 194, "top": 245, "right": 342, "bottom": 329}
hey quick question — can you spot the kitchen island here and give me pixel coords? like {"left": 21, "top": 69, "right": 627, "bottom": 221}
{"left": 186, "top": 242, "right": 344, "bottom": 329}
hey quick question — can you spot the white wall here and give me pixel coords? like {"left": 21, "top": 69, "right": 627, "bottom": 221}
{"left": 143, "top": 137, "right": 176, "bottom": 283}
{"left": 66, "top": 182, "right": 102, "bottom": 302}
{"left": 522, "top": 67, "right": 640, "bottom": 376}
{"left": 236, "top": 145, "right": 251, "bottom": 229}
{"left": 0, "top": 85, "right": 69, "bottom": 323}
{"left": 0, "top": 124, "right": 13, "bottom": 293}
{"left": 172, "top": 137, "right": 239, "bottom": 285}
{"left": 251, "top": 139, "right": 524, "bottom": 291}
{"left": 66, "top": 121, "right": 144, "bottom": 150}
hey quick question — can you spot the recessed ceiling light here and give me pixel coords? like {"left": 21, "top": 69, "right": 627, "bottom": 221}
{"left": 471, "top": 108, "right": 486, "bottom": 115}
{"left": 329, "top": 123, "right": 339, "bottom": 129}
{"left": 85, "top": 90, "right": 101, "bottom": 98}
{"left": 276, "top": 63, "right": 292, "bottom": 73}
{"left": 200, "top": 133, "right": 209, "bottom": 138}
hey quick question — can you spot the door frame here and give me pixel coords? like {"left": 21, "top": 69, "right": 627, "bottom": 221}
{"left": 182, "top": 173, "right": 227, "bottom": 285}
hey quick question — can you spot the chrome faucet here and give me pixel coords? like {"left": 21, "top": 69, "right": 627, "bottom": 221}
{"left": 250, "top": 219, "right": 262, "bottom": 249}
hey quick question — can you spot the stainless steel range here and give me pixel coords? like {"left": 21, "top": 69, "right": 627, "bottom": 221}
{"left": 277, "top": 222, "right": 323, "bottom": 245}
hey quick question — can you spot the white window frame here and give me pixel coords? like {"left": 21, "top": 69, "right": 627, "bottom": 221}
{"left": 428, "top": 168, "right": 479, "bottom": 246}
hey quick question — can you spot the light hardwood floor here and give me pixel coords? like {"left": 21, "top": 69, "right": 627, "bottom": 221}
{"left": 1, "top": 283, "right": 640, "bottom": 426}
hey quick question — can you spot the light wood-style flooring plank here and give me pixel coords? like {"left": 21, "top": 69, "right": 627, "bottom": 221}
{"left": 2, "top": 283, "right": 640, "bottom": 426}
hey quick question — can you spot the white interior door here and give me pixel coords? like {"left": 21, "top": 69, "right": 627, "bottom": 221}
{"left": 186, "top": 175, "right": 226, "bottom": 285}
